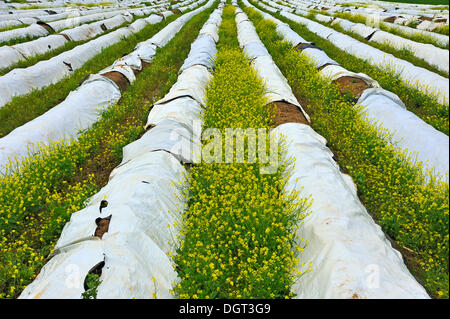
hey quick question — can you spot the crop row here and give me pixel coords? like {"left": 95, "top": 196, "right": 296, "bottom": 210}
{"left": 0, "top": 0, "right": 217, "bottom": 298}
{"left": 242, "top": 1, "right": 449, "bottom": 298}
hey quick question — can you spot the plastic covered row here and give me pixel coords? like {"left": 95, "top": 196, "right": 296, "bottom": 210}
{"left": 235, "top": 7, "right": 310, "bottom": 122}
{"left": 0, "top": 10, "right": 175, "bottom": 108}
{"left": 19, "top": 1, "right": 222, "bottom": 299}
{"left": 244, "top": 0, "right": 449, "bottom": 181}
{"left": 238, "top": 2, "right": 430, "bottom": 298}
{"left": 0, "top": 0, "right": 211, "bottom": 173}
{"left": 276, "top": 9, "right": 449, "bottom": 105}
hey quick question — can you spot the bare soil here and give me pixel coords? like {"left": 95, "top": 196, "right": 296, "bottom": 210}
{"left": 334, "top": 76, "right": 370, "bottom": 99}
{"left": 103, "top": 71, "right": 131, "bottom": 91}
{"left": 271, "top": 101, "right": 309, "bottom": 127}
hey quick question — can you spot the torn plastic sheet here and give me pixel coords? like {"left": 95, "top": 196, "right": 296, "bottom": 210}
{"left": 19, "top": 239, "right": 105, "bottom": 299}
{"left": 180, "top": 34, "right": 217, "bottom": 72}
{"left": 99, "top": 63, "right": 136, "bottom": 84}
{"left": 20, "top": 231, "right": 178, "bottom": 299}
{"left": 0, "top": 75, "right": 121, "bottom": 174}
{"left": 134, "top": 42, "right": 158, "bottom": 63}
{"left": 271, "top": 123, "right": 430, "bottom": 299}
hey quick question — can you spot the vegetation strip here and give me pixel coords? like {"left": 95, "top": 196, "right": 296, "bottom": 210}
{"left": 243, "top": 4, "right": 449, "bottom": 299}
{"left": 0, "top": 3, "right": 217, "bottom": 298}
{"left": 173, "top": 5, "right": 307, "bottom": 299}
{"left": 249, "top": 0, "right": 449, "bottom": 135}
{"left": 0, "top": 13, "right": 181, "bottom": 138}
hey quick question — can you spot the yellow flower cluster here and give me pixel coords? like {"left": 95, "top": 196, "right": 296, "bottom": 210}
{"left": 173, "top": 6, "right": 310, "bottom": 299}
{"left": 245, "top": 6, "right": 449, "bottom": 298}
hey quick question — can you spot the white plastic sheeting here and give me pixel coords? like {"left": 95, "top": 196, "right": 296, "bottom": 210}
{"left": 235, "top": 8, "right": 310, "bottom": 122}
{"left": 271, "top": 123, "right": 430, "bottom": 299}
{"left": 382, "top": 21, "right": 449, "bottom": 48}
{"left": 145, "top": 3, "right": 222, "bottom": 132}
{"left": 241, "top": 2, "right": 432, "bottom": 298}
{"left": 147, "top": 96, "right": 204, "bottom": 129}
{"left": 0, "top": 23, "right": 48, "bottom": 43}
{"left": 0, "top": 0, "right": 210, "bottom": 172}
{"left": 320, "top": 64, "right": 380, "bottom": 87}
{"left": 47, "top": 10, "right": 132, "bottom": 32}
{"left": 198, "top": 6, "right": 222, "bottom": 43}
{"left": 13, "top": 34, "right": 67, "bottom": 58}
{"left": 19, "top": 1, "right": 223, "bottom": 299}
{"left": 20, "top": 150, "right": 185, "bottom": 299}
{"left": 0, "top": 12, "right": 164, "bottom": 108}
{"left": 0, "top": 75, "right": 121, "bottom": 174}
{"left": 0, "top": 46, "right": 26, "bottom": 70}
{"left": 278, "top": 10, "right": 449, "bottom": 105}
{"left": 358, "top": 88, "right": 449, "bottom": 181}
{"left": 125, "top": 119, "right": 202, "bottom": 164}
{"left": 244, "top": 0, "right": 449, "bottom": 182}
{"left": 0, "top": 7, "right": 137, "bottom": 42}
{"left": 327, "top": 15, "right": 449, "bottom": 73}
{"left": 180, "top": 36, "right": 216, "bottom": 72}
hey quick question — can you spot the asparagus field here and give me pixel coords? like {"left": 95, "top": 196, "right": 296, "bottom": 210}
{"left": 0, "top": 0, "right": 448, "bottom": 300}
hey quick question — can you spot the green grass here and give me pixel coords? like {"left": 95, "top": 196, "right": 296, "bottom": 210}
{"left": 174, "top": 5, "right": 308, "bottom": 299}
{"left": 243, "top": 3, "right": 449, "bottom": 299}
{"left": 250, "top": 0, "right": 449, "bottom": 135}
{"left": 0, "top": 2, "right": 218, "bottom": 299}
